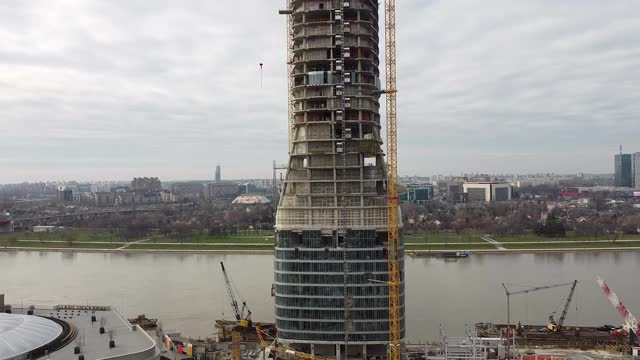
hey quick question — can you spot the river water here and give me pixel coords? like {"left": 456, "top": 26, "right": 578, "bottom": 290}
{"left": 1, "top": 251, "right": 639, "bottom": 342}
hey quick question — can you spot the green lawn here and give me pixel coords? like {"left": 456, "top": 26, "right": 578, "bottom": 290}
{"left": 146, "top": 231, "right": 274, "bottom": 244}
{"left": 0, "top": 228, "right": 121, "bottom": 242}
{"left": 494, "top": 232, "right": 639, "bottom": 243}
{"left": 503, "top": 240, "right": 640, "bottom": 250}
{"left": 405, "top": 231, "right": 483, "bottom": 244}
{"left": 406, "top": 243, "right": 495, "bottom": 251}
{"left": 3, "top": 228, "right": 640, "bottom": 252}
{"left": 0, "top": 240, "right": 121, "bottom": 249}
{"left": 0, "top": 229, "right": 275, "bottom": 244}
{"left": 126, "top": 243, "right": 274, "bottom": 251}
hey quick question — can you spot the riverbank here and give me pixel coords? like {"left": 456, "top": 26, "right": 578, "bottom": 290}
{"left": 2, "top": 243, "right": 640, "bottom": 255}
{"left": 2, "top": 230, "right": 640, "bottom": 254}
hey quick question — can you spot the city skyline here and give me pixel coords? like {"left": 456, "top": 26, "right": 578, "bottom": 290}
{"left": 1, "top": 0, "right": 640, "bottom": 183}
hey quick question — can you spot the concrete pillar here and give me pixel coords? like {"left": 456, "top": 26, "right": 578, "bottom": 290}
{"left": 362, "top": 344, "right": 367, "bottom": 360}
{"left": 336, "top": 344, "right": 341, "bottom": 360}
{"left": 311, "top": 344, "right": 315, "bottom": 357}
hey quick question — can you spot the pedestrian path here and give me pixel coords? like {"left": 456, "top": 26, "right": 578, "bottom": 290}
{"left": 117, "top": 237, "right": 151, "bottom": 250}
{"left": 480, "top": 235, "right": 506, "bottom": 250}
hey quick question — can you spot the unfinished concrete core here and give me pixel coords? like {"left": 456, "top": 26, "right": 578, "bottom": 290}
{"left": 275, "top": 0, "right": 405, "bottom": 356}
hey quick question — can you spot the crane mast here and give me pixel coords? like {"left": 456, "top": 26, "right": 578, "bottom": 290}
{"left": 597, "top": 275, "right": 640, "bottom": 336}
{"left": 549, "top": 280, "right": 578, "bottom": 331}
{"left": 384, "top": 1, "right": 401, "bottom": 360}
{"left": 286, "top": 0, "right": 294, "bottom": 154}
{"left": 220, "top": 262, "right": 251, "bottom": 326}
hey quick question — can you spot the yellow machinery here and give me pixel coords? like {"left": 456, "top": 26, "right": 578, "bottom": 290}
{"left": 256, "top": 327, "right": 332, "bottom": 360}
{"left": 502, "top": 281, "right": 579, "bottom": 357}
{"left": 232, "top": 330, "right": 241, "bottom": 360}
{"left": 220, "top": 262, "right": 252, "bottom": 328}
{"left": 384, "top": 1, "right": 401, "bottom": 360}
{"left": 546, "top": 280, "right": 578, "bottom": 332}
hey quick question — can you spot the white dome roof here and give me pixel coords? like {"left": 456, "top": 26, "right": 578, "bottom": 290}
{"left": 0, "top": 313, "right": 63, "bottom": 360}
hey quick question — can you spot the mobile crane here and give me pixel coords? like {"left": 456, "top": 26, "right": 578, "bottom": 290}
{"left": 220, "top": 261, "right": 252, "bottom": 328}
{"left": 220, "top": 262, "right": 252, "bottom": 360}
{"left": 597, "top": 275, "right": 639, "bottom": 348}
{"left": 547, "top": 280, "right": 578, "bottom": 332}
{"left": 502, "top": 280, "right": 578, "bottom": 357}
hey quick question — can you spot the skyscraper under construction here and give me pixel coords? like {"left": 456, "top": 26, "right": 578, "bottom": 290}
{"left": 275, "top": 0, "right": 405, "bottom": 357}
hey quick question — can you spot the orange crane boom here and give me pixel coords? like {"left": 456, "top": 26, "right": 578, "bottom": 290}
{"left": 384, "top": 1, "right": 401, "bottom": 360}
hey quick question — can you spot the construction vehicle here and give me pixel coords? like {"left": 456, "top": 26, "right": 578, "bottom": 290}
{"left": 546, "top": 280, "right": 578, "bottom": 332}
{"left": 220, "top": 261, "right": 252, "bottom": 328}
{"left": 596, "top": 275, "right": 639, "bottom": 348}
{"left": 502, "top": 281, "right": 578, "bottom": 357}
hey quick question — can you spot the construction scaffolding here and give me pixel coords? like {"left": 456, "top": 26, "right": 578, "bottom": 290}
{"left": 274, "top": 1, "right": 405, "bottom": 356}
{"left": 406, "top": 327, "right": 504, "bottom": 360}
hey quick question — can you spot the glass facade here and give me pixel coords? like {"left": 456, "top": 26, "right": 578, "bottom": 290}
{"left": 274, "top": 230, "right": 406, "bottom": 343}
{"left": 614, "top": 154, "right": 633, "bottom": 188}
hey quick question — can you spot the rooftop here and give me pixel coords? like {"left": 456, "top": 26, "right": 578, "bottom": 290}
{"left": 0, "top": 313, "right": 62, "bottom": 360}
{"left": 10, "top": 305, "right": 159, "bottom": 360}
{"left": 232, "top": 195, "right": 271, "bottom": 205}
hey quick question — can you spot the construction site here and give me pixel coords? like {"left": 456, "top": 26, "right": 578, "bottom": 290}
{"left": 142, "top": 266, "right": 639, "bottom": 360}
{"left": 206, "top": 1, "right": 640, "bottom": 359}
{"left": 173, "top": 1, "right": 640, "bottom": 360}
{"left": 2, "top": 1, "right": 640, "bottom": 360}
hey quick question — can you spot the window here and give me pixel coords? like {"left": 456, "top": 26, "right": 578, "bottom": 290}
{"left": 364, "top": 156, "right": 376, "bottom": 167}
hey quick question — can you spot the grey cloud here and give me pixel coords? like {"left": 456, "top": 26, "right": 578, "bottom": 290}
{"left": 1, "top": 0, "right": 639, "bottom": 182}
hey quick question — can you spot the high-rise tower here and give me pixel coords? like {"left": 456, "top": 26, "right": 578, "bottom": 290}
{"left": 614, "top": 154, "right": 633, "bottom": 187}
{"left": 275, "top": 0, "right": 405, "bottom": 357}
{"left": 215, "top": 164, "right": 221, "bottom": 183}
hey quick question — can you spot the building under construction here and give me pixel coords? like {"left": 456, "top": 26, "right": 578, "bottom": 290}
{"left": 274, "top": 0, "right": 405, "bottom": 357}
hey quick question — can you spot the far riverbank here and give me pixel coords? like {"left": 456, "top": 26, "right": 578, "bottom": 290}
{"left": 2, "top": 229, "right": 640, "bottom": 253}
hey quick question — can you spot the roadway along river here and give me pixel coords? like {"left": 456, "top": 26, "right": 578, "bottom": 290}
{"left": 1, "top": 251, "right": 639, "bottom": 342}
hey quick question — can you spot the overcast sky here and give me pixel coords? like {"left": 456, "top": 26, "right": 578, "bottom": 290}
{"left": 1, "top": 0, "right": 639, "bottom": 183}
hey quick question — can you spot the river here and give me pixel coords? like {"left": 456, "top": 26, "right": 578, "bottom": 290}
{"left": 1, "top": 250, "right": 639, "bottom": 342}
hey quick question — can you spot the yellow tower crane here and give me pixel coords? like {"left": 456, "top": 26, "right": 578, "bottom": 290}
{"left": 285, "top": 0, "right": 294, "bottom": 154}
{"left": 384, "top": 1, "right": 401, "bottom": 360}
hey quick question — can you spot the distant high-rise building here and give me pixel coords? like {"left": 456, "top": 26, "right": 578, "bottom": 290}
{"left": 614, "top": 153, "right": 633, "bottom": 187}
{"left": 215, "top": 164, "right": 221, "bottom": 183}
{"left": 633, "top": 153, "right": 640, "bottom": 189}
{"left": 131, "top": 177, "right": 162, "bottom": 193}
{"left": 56, "top": 186, "right": 73, "bottom": 202}
{"left": 274, "top": 0, "right": 404, "bottom": 356}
